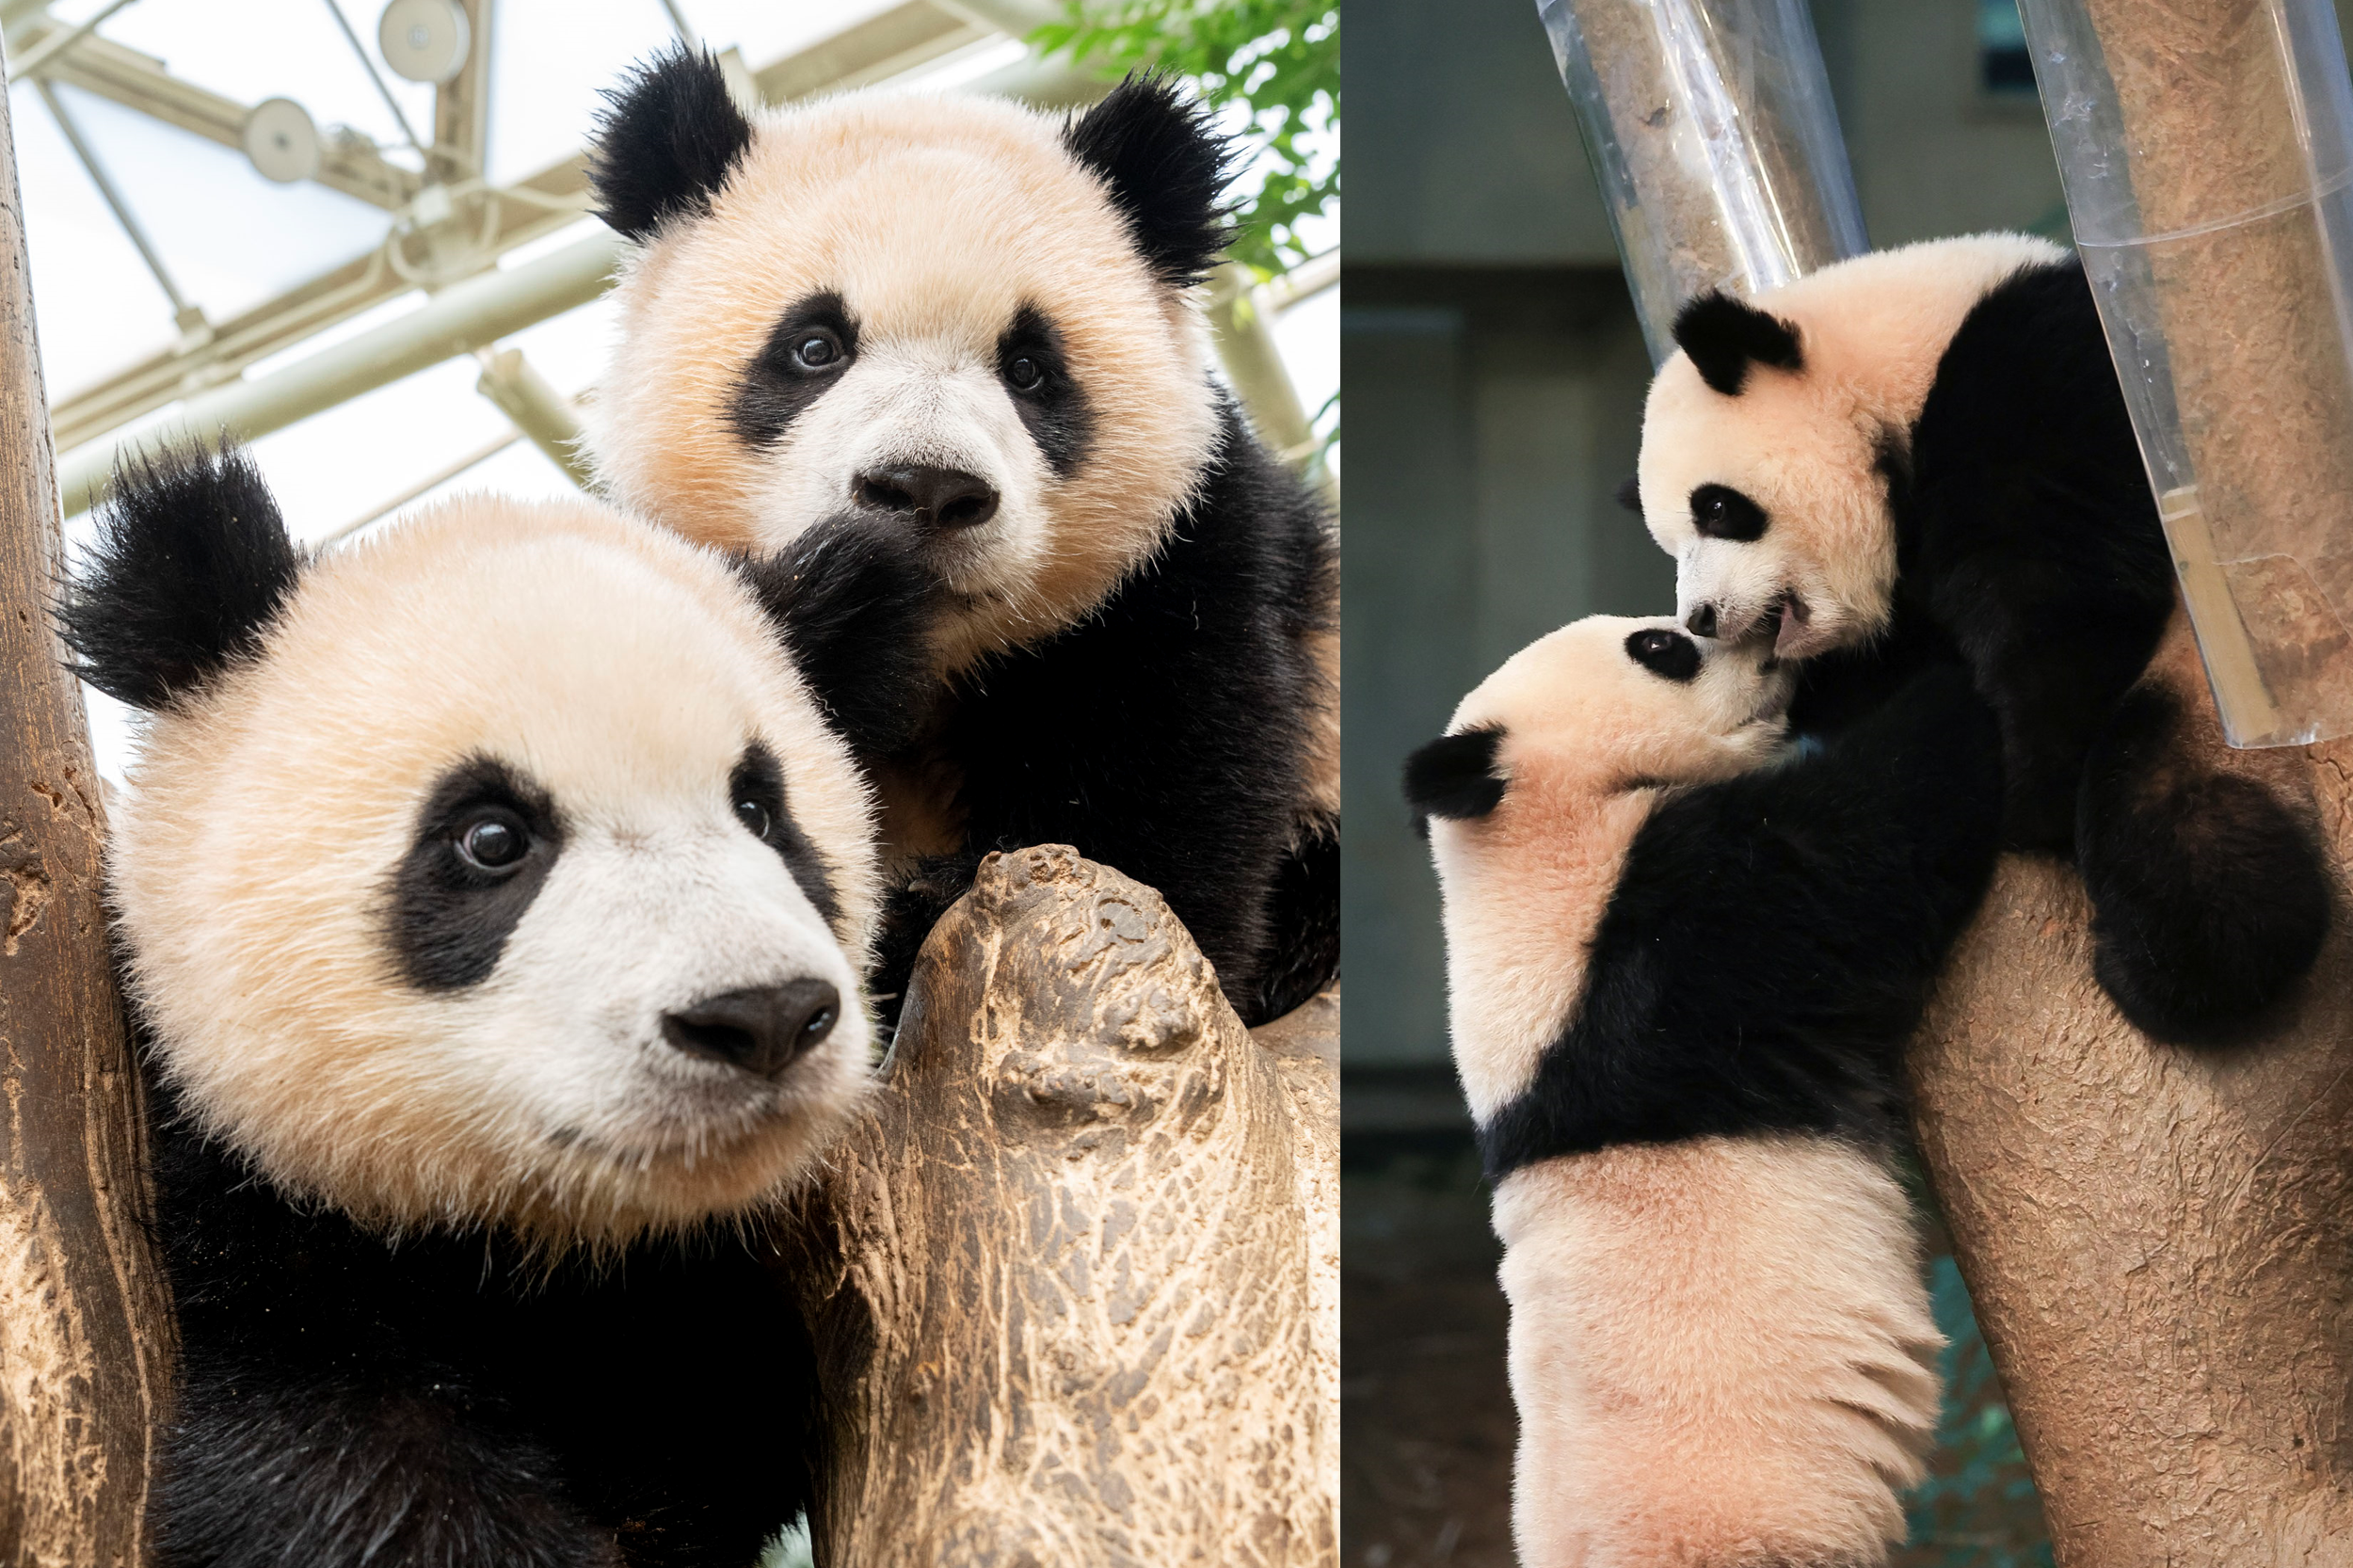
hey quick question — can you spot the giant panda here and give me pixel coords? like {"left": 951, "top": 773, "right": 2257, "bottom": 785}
{"left": 60, "top": 447, "right": 920, "bottom": 1567}
{"left": 1630, "top": 232, "right": 2330, "bottom": 1041}
{"left": 1404, "top": 616, "right": 2004, "bottom": 1566}
{"left": 580, "top": 50, "right": 1338, "bottom": 1028}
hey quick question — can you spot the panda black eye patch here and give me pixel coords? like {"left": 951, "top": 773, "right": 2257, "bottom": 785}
{"left": 386, "top": 756, "right": 566, "bottom": 991}
{"left": 727, "top": 291, "right": 860, "bottom": 448}
{"left": 997, "top": 303, "right": 1095, "bottom": 480}
{"left": 1625, "top": 628, "right": 1703, "bottom": 681}
{"left": 729, "top": 742, "right": 844, "bottom": 935}
{"left": 1689, "top": 483, "right": 1768, "bottom": 542}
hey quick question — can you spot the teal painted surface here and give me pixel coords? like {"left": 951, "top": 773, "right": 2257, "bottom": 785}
{"left": 1902, "top": 1256, "right": 2056, "bottom": 1565}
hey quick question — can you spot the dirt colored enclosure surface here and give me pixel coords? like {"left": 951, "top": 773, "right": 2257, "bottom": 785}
{"left": 1340, "top": 1134, "right": 1516, "bottom": 1568}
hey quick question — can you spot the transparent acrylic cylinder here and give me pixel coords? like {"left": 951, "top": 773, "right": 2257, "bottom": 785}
{"left": 1534, "top": 0, "right": 1866, "bottom": 365}
{"left": 2021, "top": 0, "right": 2353, "bottom": 745}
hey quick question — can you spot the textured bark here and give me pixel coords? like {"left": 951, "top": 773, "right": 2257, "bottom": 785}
{"left": 0, "top": 75, "right": 172, "bottom": 1568}
{"left": 1909, "top": 620, "right": 2353, "bottom": 1564}
{"left": 786, "top": 845, "right": 1338, "bottom": 1566}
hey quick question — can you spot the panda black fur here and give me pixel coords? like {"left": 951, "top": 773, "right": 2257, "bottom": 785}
{"left": 1632, "top": 233, "right": 2330, "bottom": 1042}
{"left": 62, "top": 447, "right": 925, "bottom": 1566}
{"left": 583, "top": 51, "right": 1339, "bottom": 1028}
{"left": 1405, "top": 616, "right": 2003, "bottom": 1566}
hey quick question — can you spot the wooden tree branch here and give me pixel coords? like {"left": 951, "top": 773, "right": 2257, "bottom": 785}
{"left": 0, "top": 72, "right": 171, "bottom": 1568}
{"left": 785, "top": 845, "right": 1338, "bottom": 1566}
{"left": 1909, "top": 620, "right": 2353, "bottom": 1562}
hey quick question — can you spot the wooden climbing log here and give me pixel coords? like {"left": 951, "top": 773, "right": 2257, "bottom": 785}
{"left": 0, "top": 72, "right": 171, "bottom": 1568}
{"left": 1909, "top": 619, "right": 2353, "bottom": 1563}
{"left": 784, "top": 845, "right": 1339, "bottom": 1565}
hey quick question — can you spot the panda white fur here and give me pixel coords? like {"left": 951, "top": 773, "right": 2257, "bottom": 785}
{"left": 61, "top": 447, "right": 914, "bottom": 1566}
{"left": 580, "top": 52, "right": 1339, "bottom": 1028}
{"left": 1630, "top": 232, "right": 2329, "bottom": 1041}
{"left": 1405, "top": 616, "right": 2006, "bottom": 1566}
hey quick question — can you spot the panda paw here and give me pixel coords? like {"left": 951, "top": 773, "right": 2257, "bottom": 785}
{"left": 2078, "top": 681, "right": 2332, "bottom": 1044}
{"left": 740, "top": 518, "right": 948, "bottom": 760}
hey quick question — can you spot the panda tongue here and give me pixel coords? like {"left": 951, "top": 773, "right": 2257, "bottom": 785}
{"left": 1772, "top": 595, "right": 1809, "bottom": 653}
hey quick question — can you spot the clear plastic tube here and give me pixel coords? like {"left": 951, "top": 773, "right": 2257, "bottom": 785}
{"left": 1534, "top": 0, "right": 1867, "bottom": 364}
{"left": 2020, "top": 0, "right": 2353, "bottom": 746}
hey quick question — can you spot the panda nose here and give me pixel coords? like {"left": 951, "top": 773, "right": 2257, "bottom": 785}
{"left": 852, "top": 465, "right": 1000, "bottom": 531}
{"left": 1685, "top": 602, "right": 1719, "bottom": 639}
{"left": 661, "top": 981, "right": 841, "bottom": 1079}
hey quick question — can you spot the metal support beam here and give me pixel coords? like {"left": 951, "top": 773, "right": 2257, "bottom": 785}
{"left": 34, "top": 75, "right": 187, "bottom": 314}
{"left": 5, "top": 0, "right": 137, "bottom": 83}
{"left": 472, "top": 345, "right": 589, "bottom": 487}
{"left": 431, "top": 0, "right": 492, "bottom": 184}
{"left": 25, "top": 24, "right": 419, "bottom": 209}
{"left": 322, "top": 0, "right": 426, "bottom": 155}
{"left": 46, "top": 0, "right": 1097, "bottom": 455}
{"left": 58, "top": 229, "right": 621, "bottom": 516}
{"left": 1208, "top": 262, "right": 1325, "bottom": 489}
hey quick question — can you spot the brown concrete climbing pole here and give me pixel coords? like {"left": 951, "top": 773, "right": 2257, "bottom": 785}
{"left": 1909, "top": 620, "right": 2353, "bottom": 1565}
{"left": 784, "top": 845, "right": 1339, "bottom": 1566}
{"left": 0, "top": 71, "right": 171, "bottom": 1568}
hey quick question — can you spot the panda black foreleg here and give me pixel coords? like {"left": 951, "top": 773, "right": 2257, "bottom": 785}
{"left": 1924, "top": 554, "right": 2165, "bottom": 855}
{"left": 1253, "top": 814, "right": 1340, "bottom": 1022}
{"left": 154, "top": 1350, "right": 622, "bottom": 1568}
{"left": 2076, "top": 677, "right": 2331, "bottom": 1043}
{"left": 870, "top": 847, "right": 988, "bottom": 1033}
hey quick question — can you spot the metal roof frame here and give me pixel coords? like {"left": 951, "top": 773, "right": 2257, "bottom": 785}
{"left": 10, "top": 0, "right": 1332, "bottom": 525}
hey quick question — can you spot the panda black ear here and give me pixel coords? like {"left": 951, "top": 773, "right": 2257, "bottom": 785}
{"left": 588, "top": 45, "right": 756, "bottom": 242}
{"left": 57, "top": 442, "right": 304, "bottom": 712}
{"left": 1062, "top": 73, "right": 1236, "bottom": 289}
{"left": 1672, "top": 292, "right": 1804, "bottom": 396}
{"left": 1402, "top": 726, "right": 1508, "bottom": 835}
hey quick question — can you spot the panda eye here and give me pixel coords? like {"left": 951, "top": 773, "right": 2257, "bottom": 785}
{"left": 1005, "top": 355, "right": 1044, "bottom": 392}
{"left": 456, "top": 811, "right": 529, "bottom": 871}
{"left": 1688, "top": 483, "right": 1769, "bottom": 542}
{"left": 735, "top": 798, "right": 773, "bottom": 840}
{"left": 792, "top": 330, "right": 843, "bottom": 371}
{"left": 1625, "top": 628, "right": 1702, "bottom": 682}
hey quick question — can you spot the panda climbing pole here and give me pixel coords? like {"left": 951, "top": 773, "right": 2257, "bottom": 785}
{"left": 0, "top": 72, "right": 172, "bottom": 1568}
{"left": 1544, "top": 1, "right": 2353, "bottom": 1560}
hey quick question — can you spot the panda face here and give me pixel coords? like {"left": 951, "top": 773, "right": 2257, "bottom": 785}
{"left": 590, "top": 76, "right": 1225, "bottom": 672}
{"left": 1449, "top": 616, "right": 1796, "bottom": 798}
{"left": 1638, "top": 355, "right": 1897, "bottom": 662}
{"left": 107, "top": 495, "right": 880, "bottom": 1249}
{"left": 1634, "top": 232, "right": 2069, "bottom": 660}
{"left": 1410, "top": 616, "right": 1792, "bottom": 1124}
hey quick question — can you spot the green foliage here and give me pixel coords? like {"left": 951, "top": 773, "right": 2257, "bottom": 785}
{"left": 1899, "top": 1256, "right": 2054, "bottom": 1568}
{"left": 1032, "top": 1, "right": 1340, "bottom": 277}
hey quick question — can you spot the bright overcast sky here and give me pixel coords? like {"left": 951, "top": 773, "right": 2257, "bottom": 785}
{"left": 15, "top": 0, "right": 1337, "bottom": 781}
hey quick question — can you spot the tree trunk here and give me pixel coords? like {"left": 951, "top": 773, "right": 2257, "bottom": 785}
{"left": 785, "top": 845, "right": 1338, "bottom": 1566}
{"left": 0, "top": 74, "right": 172, "bottom": 1568}
{"left": 1909, "top": 618, "right": 2353, "bottom": 1562}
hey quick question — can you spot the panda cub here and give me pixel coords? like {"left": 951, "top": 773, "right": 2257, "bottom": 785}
{"left": 583, "top": 52, "right": 1338, "bottom": 1027}
{"left": 1406, "top": 617, "right": 2004, "bottom": 1567}
{"left": 62, "top": 448, "right": 907, "bottom": 1567}
{"left": 1633, "top": 232, "right": 2330, "bottom": 1040}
